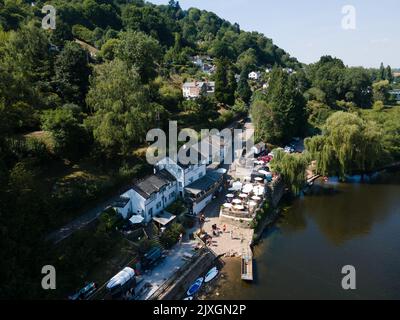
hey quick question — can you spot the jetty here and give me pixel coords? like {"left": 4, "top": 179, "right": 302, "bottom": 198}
{"left": 241, "top": 249, "right": 253, "bottom": 281}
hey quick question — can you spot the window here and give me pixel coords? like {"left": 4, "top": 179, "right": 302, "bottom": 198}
{"left": 148, "top": 208, "right": 153, "bottom": 216}
{"left": 156, "top": 202, "right": 162, "bottom": 209}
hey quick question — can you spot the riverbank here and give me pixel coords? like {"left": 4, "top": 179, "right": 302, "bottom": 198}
{"left": 212, "top": 169, "right": 400, "bottom": 300}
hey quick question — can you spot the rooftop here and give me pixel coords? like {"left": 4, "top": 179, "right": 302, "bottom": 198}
{"left": 185, "top": 171, "right": 224, "bottom": 196}
{"left": 132, "top": 170, "right": 176, "bottom": 200}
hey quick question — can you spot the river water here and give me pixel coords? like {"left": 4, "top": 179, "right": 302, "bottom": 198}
{"left": 214, "top": 170, "right": 400, "bottom": 300}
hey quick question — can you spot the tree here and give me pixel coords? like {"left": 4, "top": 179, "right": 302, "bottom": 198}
{"left": 214, "top": 58, "right": 236, "bottom": 105}
{"left": 372, "top": 80, "right": 391, "bottom": 104}
{"left": 251, "top": 68, "right": 306, "bottom": 143}
{"left": 269, "top": 149, "right": 308, "bottom": 195}
{"left": 41, "top": 107, "right": 89, "bottom": 160}
{"left": 237, "top": 67, "right": 252, "bottom": 104}
{"left": 305, "top": 112, "right": 384, "bottom": 179}
{"left": 116, "top": 31, "right": 162, "bottom": 83}
{"left": 53, "top": 41, "right": 91, "bottom": 105}
{"left": 86, "top": 59, "right": 163, "bottom": 156}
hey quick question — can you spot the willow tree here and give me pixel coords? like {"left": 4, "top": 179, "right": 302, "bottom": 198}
{"left": 305, "top": 111, "right": 384, "bottom": 179}
{"left": 270, "top": 149, "right": 308, "bottom": 195}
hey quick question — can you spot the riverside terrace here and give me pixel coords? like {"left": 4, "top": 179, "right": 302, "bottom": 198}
{"left": 219, "top": 179, "right": 268, "bottom": 229}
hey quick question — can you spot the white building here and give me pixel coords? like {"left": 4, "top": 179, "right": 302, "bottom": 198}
{"left": 156, "top": 157, "right": 207, "bottom": 196}
{"left": 185, "top": 171, "right": 224, "bottom": 215}
{"left": 114, "top": 170, "right": 178, "bottom": 223}
{"left": 248, "top": 71, "right": 261, "bottom": 81}
{"left": 182, "top": 81, "right": 215, "bottom": 99}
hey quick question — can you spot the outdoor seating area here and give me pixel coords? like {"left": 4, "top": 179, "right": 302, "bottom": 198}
{"left": 222, "top": 179, "right": 266, "bottom": 218}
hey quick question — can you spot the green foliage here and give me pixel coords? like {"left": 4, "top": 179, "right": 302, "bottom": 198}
{"left": 53, "top": 41, "right": 91, "bottom": 105}
{"left": 116, "top": 31, "right": 162, "bottom": 83}
{"left": 372, "top": 80, "right": 391, "bottom": 104}
{"left": 41, "top": 107, "right": 89, "bottom": 160}
{"left": 160, "top": 223, "right": 185, "bottom": 249}
{"left": 305, "top": 112, "right": 385, "bottom": 178}
{"left": 250, "top": 68, "right": 306, "bottom": 144}
{"left": 270, "top": 150, "right": 308, "bottom": 195}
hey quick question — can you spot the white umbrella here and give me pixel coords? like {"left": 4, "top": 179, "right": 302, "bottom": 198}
{"left": 258, "top": 170, "right": 269, "bottom": 176}
{"left": 233, "top": 205, "right": 245, "bottom": 211}
{"left": 231, "top": 181, "right": 243, "bottom": 191}
{"left": 255, "top": 177, "right": 263, "bottom": 182}
{"left": 232, "top": 199, "right": 242, "bottom": 204}
{"left": 129, "top": 215, "right": 144, "bottom": 224}
{"left": 223, "top": 203, "right": 233, "bottom": 208}
{"left": 252, "top": 196, "right": 262, "bottom": 201}
{"left": 242, "top": 184, "right": 254, "bottom": 193}
{"left": 248, "top": 201, "right": 257, "bottom": 207}
{"left": 226, "top": 194, "right": 235, "bottom": 198}
{"left": 239, "top": 193, "right": 248, "bottom": 198}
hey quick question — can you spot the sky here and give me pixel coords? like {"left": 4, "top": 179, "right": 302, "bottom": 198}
{"left": 150, "top": 0, "right": 400, "bottom": 68}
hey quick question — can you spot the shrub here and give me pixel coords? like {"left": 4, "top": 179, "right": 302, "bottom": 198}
{"left": 160, "top": 223, "right": 185, "bottom": 249}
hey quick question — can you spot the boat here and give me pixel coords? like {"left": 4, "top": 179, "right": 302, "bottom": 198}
{"left": 187, "top": 277, "right": 204, "bottom": 296}
{"left": 204, "top": 267, "right": 219, "bottom": 283}
{"left": 183, "top": 296, "right": 193, "bottom": 300}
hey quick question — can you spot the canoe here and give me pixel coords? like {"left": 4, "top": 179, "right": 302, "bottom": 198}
{"left": 204, "top": 267, "right": 218, "bottom": 283}
{"left": 187, "top": 277, "right": 204, "bottom": 296}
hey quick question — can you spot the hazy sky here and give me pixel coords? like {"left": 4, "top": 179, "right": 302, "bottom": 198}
{"left": 150, "top": 0, "right": 399, "bottom": 68}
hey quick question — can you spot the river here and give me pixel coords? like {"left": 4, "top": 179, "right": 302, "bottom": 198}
{"left": 213, "top": 170, "right": 400, "bottom": 300}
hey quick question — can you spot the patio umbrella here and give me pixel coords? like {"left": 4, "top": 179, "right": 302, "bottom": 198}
{"left": 232, "top": 199, "right": 242, "bottom": 204}
{"left": 233, "top": 205, "right": 245, "bottom": 211}
{"left": 252, "top": 196, "right": 262, "bottom": 201}
{"left": 239, "top": 193, "right": 248, "bottom": 198}
{"left": 242, "top": 183, "right": 254, "bottom": 193}
{"left": 248, "top": 201, "right": 257, "bottom": 207}
{"left": 226, "top": 194, "right": 235, "bottom": 198}
{"left": 129, "top": 215, "right": 144, "bottom": 225}
{"left": 258, "top": 170, "right": 269, "bottom": 176}
{"left": 231, "top": 181, "right": 243, "bottom": 191}
{"left": 223, "top": 203, "right": 233, "bottom": 208}
{"left": 255, "top": 177, "right": 263, "bottom": 182}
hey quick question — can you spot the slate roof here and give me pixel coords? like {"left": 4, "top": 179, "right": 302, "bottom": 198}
{"left": 185, "top": 171, "right": 224, "bottom": 196}
{"left": 132, "top": 170, "right": 176, "bottom": 200}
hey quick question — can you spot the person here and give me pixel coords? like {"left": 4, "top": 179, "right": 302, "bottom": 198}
{"left": 179, "top": 233, "right": 183, "bottom": 245}
{"left": 223, "top": 224, "right": 227, "bottom": 233}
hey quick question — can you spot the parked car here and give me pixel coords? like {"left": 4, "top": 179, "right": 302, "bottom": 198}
{"left": 69, "top": 282, "right": 97, "bottom": 300}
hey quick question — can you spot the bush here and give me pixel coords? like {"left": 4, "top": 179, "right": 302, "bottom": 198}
{"left": 160, "top": 223, "right": 185, "bottom": 249}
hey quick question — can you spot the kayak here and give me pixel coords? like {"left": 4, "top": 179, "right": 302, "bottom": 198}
{"left": 204, "top": 267, "right": 219, "bottom": 283}
{"left": 187, "top": 277, "right": 204, "bottom": 296}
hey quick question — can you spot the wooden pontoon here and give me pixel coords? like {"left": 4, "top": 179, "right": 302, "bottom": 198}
{"left": 241, "top": 250, "right": 253, "bottom": 281}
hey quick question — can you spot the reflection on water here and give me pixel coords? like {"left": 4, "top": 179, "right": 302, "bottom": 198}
{"left": 213, "top": 171, "right": 400, "bottom": 300}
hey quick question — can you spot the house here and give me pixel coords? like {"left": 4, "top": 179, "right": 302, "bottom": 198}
{"left": 185, "top": 171, "right": 224, "bottom": 215}
{"left": 248, "top": 71, "right": 261, "bottom": 81}
{"left": 156, "top": 156, "right": 207, "bottom": 196}
{"left": 389, "top": 89, "right": 400, "bottom": 101}
{"left": 194, "top": 134, "right": 231, "bottom": 165}
{"left": 182, "top": 81, "right": 215, "bottom": 99}
{"left": 115, "top": 170, "right": 178, "bottom": 223}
